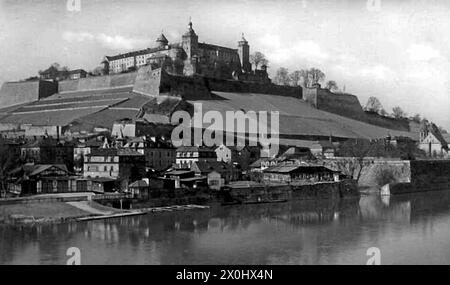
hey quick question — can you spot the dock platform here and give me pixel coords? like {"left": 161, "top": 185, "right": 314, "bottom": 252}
{"left": 76, "top": 204, "right": 210, "bottom": 222}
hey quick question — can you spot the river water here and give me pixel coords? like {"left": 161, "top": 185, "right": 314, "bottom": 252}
{"left": 2, "top": 190, "right": 450, "bottom": 265}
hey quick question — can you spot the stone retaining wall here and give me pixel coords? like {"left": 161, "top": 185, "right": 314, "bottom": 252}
{"left": 388, "top": 160, "right": 450, "bottom": 194}
{"left": 229, "top": 180, "right": 358, "bottom": 202}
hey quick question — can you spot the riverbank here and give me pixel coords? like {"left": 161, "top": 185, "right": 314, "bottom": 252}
{"left": 3, "top": 190, "right": 450, "bottom": 264}
{"left": 379, "top": 160, "right": 450, "bottom": 195}
{"left": 0, "top": 180, "right": 358, "bottom": 225}
{"left": 0, "top": 199, "right": 211, "bottom": 225}
{"left": 0, "top": 201, "right": 121, "bottom": 225}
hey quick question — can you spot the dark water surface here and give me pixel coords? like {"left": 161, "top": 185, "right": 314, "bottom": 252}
{"left": 2, "top": 190, "right": 450, "bottom": 265}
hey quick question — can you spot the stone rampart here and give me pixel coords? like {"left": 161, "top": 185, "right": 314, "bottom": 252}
{"left": 0, "top": 80, "right": 57, "bottom": 108}
{"left": 58, "top": 72, "right": 137, "bottom": 93}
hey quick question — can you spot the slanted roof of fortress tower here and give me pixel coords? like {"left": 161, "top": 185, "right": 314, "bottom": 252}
{"left": 183, "top": 19, "right": 197, "bottom": 37}
{"left": 156, "top": 33, "right": 168, "bottom": 44}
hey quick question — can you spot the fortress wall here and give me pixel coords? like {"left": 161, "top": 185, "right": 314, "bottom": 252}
{"left": 132, "top": 67, "right": 212, "bottom": 99}
{"left": 304, "top": 87, "right": 366, "bottom": 120}
{"left": 162, "top": 73, "right": 212, "bottom": 100}
{"left": 77, "top": 75, "right": 111, "bottom": 90}
{"left": 303, "top": 88, "right": 318, "bottom": 107}
{"left": 109, "top": 72, "right": 137, "bottom": 87}
{"left": 58, "top": 79, "right": 79, "bottom": 92}
{"left": 364, "top": 111, "right": 411, "bottom": 132}
{"left": 304, "top": 87, "right": 414, "bottom": 132}
{"left": 0, "top": 80, "right": 57, "bottom": 108}
{"left": 58, "top": 72, "right": 137, "bottom": 93}
{"left": 205, "top": 77, "right": 302, "bottom": 99}
{"left": 316, "top": 89, "right": 366, "bottom": 120}
{"left": 159, "top": 73, "right": 301, "bottom": 100}
{"left": 132, "top": 67, "right": 163, "bottom": 96}
{"left": 38, "top": 80, "right": 59, "bottom": 100}
{"left": 57, "top": 66, "right": 301, "bottom": 100}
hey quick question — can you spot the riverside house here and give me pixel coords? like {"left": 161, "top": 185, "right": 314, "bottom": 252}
{"left": 175, "top": 146, "right": 217, "bottom": 168}
{"left": 263, "top": 164, "right": 339, "bottom": 184}
{"left": 20, "top": 137, "right": 74, "bottom": 171}
{"left": 8, "top": 164, "right": 71, "bottom": 195}
{"left": 83, "top": 148, "right": 146, "bottom": 190}
{"left": 123, "top": 136, "right": 176, "bottom": 171}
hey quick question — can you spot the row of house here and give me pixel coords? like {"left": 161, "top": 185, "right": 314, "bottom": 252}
{"left": 5, "top": 127, "right": 393, "bottom": 198}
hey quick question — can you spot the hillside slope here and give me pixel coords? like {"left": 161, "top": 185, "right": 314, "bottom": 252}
{"left": 189, "top": 91, "right": 418, "bottom": 140}
{"left": 0, "top": 77, "right": 418, "bottom": 142}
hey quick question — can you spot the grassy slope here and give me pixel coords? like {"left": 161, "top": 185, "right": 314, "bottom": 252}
{"left": 0, "top": 202, "right": 89, "bottom": 220}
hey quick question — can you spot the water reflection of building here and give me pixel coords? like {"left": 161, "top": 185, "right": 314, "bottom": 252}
{"left": 359, "top": 195, "right": 411, "bottom": 223}
{"left": 5, "top": 191, "right": 450, "bottom": 264}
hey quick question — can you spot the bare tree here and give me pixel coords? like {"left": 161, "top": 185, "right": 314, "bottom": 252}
{"left": 307, "top": 68, "right": 325, "bottom": 86}
{"left": 273, "top": 67, "right": 290, "bottom": 86}
{"left": 365, "top": 97, "right": 383, "bottom": 113}
{"left": 38, "top": 62, "right": 70, "bottom": 81}
{"left": 439, "top": 126, "right": 448, "bottom": 134}
{"left": 412, "top": 113, "right": 422, "bottom": 123}
{"left": 334, "top": 139, "right": 375, "bottom": 183}
{"left": 392, "top": 106, "right": 406, "bottom": 119}
{"left": 296, "top": 68, "right": 325, "bottom": 87}
{"left": 90, "top": 66, "right": 107, "bottom": 76}
{"left": 249, "top": 52, "right": 268, "bottom": 70}
{"left": 289, "top": 70, "right": 304, "bottom": 87}
{"left": 325, "top": 80, "right": 339, "bottom": 91}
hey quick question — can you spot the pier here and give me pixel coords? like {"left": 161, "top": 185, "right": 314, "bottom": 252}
{"left": 76, "top": 204, "right": 211, "bottom": 222}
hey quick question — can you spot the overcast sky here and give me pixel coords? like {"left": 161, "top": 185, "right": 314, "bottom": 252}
{"left": 0, "top": 0, "right": 449, "bottom": 129}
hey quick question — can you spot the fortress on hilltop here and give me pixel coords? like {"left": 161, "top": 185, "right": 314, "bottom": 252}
{"left": 0, "top": 20, "right": 420, "bottom": 142}
{"left": 104, "top": 20, "right": 270, "bottom": 83}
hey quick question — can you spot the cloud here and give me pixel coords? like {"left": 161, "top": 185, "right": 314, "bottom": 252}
{"left": 97, "top": 33, "right": 147, "bottom": 50}
{"left": 407, "top": 44, "right": 442, "bottom": 62}
{"left": 62, "top": 31, "right": 148, "bottom": 50}
{"left": 360, "top": 64, "right": 395, "bottom": 80}
{"left": 257, "top": 34, "right": 328, "bottom": 65}
{"left": 331, "top": 60, "right": 396, "bottom": 82}
{"left": 62, "top": 31, "right": 95, "bottom": 42}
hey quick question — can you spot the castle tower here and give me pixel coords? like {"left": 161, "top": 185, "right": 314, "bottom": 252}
{"left": 182, "top": 19, "right": 198, "bottom": 59}
{"left": 156, "top": 32, "right": 168, "bottom": 48}
{"left": 182, "top": 18, "right": 198, "bottom": 75}
{"left": 238, "top": 33, "right": 251, "bottom": 73}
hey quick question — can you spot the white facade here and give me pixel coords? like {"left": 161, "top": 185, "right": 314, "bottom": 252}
{"left": 419, "top": 132, "right": 449, "bottom": 157}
